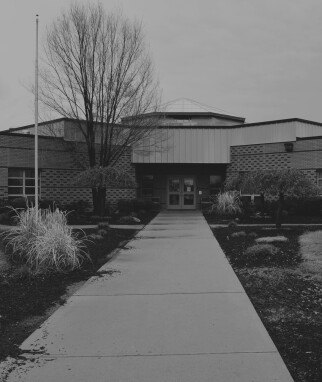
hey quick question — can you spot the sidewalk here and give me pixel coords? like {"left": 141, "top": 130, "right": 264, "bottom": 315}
{"left": 1, "top": 211, "right": 293, "bottom": 381}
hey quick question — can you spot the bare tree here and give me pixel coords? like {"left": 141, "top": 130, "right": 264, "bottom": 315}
{"left": 39, "top": 2, "right": 160, "bottom": 215}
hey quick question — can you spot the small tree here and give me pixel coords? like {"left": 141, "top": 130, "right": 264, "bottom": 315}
{"left": 72, "top": 166, "right": 137, "bottom": 213}
{"left": 227, "top": 169, "right": 319, "bottom": 228}
{"left": 264, "top": 169, "right": 319, "bottom": 228}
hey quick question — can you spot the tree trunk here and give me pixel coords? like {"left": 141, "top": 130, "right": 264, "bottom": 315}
{"left": 92, "top": 187, "right": 107, "bottom": 216}
{"left": 276, "top": 192, "right": 284, "bottom": 229}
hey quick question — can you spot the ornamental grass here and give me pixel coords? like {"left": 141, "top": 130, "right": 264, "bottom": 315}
{"left": 214, "top": 192, "right": 242, "bottom": 216}
{"left": 1, "top": 207, "right": 89, "bottom": 274}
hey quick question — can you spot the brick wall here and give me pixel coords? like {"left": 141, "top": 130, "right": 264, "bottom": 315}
{"left": 227, "top": 137, "right": 322, "bottom": 186}
{"left": 0, "top": 133, "right": 137, "bottom": 207}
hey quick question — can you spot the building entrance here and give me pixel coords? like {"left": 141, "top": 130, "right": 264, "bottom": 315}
{"left": 167, "top": 176, "right": 196, "bottom": 210}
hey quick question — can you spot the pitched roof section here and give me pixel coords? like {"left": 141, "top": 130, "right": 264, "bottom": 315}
{"left": 161, "top": 98, "right": 231, "bottom": 113}
{"left": 160, "top": 98, "right": 245, "bottom": 122}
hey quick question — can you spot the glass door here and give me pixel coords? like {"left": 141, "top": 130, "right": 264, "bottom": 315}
{"left": 167, "top": 176, "right": 196, "bottom": 210}
{"left": 168, "top": 177, "right": 181, "bottom": 209}
{"left": 181, "top": 177, "right": 195, "bottom": 210}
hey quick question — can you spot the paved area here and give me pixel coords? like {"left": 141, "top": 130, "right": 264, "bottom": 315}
{"left": 0, "top": 211, "right": 293, "bottom": 381}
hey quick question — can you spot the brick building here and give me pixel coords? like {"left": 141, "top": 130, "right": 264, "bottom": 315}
{"left": 2, "top": 99, "right": 322, "bottom": 210}
{"left": 0, "top": 130, "right": 136, "bottom": 207}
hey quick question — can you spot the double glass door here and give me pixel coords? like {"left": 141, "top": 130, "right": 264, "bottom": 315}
{"left": 168, "top": 176, "right": 196, "bottom": 210}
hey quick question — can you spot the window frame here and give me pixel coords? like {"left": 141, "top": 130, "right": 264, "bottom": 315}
{"left": 8, "top": 168, "right": 41, "bottom": 199}
{"left": 317, "top": 170, "right": 322, "bottom": 188}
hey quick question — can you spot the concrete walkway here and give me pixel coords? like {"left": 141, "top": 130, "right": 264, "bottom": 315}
{"left": 1, "top": 211, "right": 293, "bottom": 381}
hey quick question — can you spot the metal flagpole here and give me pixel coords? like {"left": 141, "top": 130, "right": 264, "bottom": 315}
{"left": 35, "top": 14, "right": 39, "bottom": 215}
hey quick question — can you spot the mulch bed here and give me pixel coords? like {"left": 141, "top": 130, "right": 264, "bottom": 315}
{"left": 67, "top": 211, "right": 159, "bottom": 225}
{"left": 213, "top": 226, "right": 322, "bottom": 382}
{"left": 0, "top": 228, "right": 136, "bottom": 362}
{"left": 205, "top": 213, "right": 322, "bottom": 225}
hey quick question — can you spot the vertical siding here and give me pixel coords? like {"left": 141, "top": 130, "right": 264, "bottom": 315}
{"left": 295, "top": 121, "right": 322, "bottom": 138}
{"left": 132, "top": 121, "right": 322, "bottom": 164}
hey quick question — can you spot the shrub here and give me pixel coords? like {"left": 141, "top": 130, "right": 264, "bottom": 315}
{"left": 0, "top": 213, "right": 10, "bottom": 225}
{"left": 9, "top": 197, "right": 31, "bottom": 209}
{"left": 240, "top": 196, "right": 256, "bottom": 215}
{"left": 1, "top": 207, "right": 89, "bottom": 274}
{"left": 117, "top": 199, "right": 133, "bottom": 215}
{"left": 0, "top": 198, "right": 9, "bottom": 209}
{"left": 97, "top": 229, "right": 109, "bottom": 237}
{"left": 142, "top": 199, "right": 154, "bottom": 212}
{"left": 248, "top": 232, "right": 258, "bottom": 238}
{"left": 39, "top": 199, "right": 61, "bottom": 211}
{"left": 97, "top": 222, "right": 110, "bottom": 230}
{"left": 214, "top": 192, "right": 242, "bottom": 216}
{"left": 243, "top": 244, "right": 280, "bottom": 266}
{"left": 227, "top": 221, "right": 238, "bottom": 229}
{"left": 283, "top": 197, "right": 322, "bottom": 217}
{"left": 62, "top": 199, "right": 91, "bottom": 214}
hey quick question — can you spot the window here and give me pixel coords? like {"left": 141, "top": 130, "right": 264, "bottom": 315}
{"left": 209, "top": 175, "right": 222, "bottom": 195}
{"left": 141, "top": 175, "right": 154, "bottom": 198}
{"left": 8, "top": 168, "right": 41, "bottom": 199}
{"left": 317, "top": 170, "right": 322, "bottom": 188}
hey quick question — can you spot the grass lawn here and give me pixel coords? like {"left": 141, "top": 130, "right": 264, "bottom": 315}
{"left": 0, "top": 227, "right": 137, "bottom": 362}
{"left": 212, "top": 226, "right": 322, "bottom": 382}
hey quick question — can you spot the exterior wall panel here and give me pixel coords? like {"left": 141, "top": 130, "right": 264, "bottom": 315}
{"left": 227, "top": 136, "right": 322, "bottom": 190}
{"left": 0, "top": 133, "right": 136, "bottom": 207}
{"left": 133, "top": 121, "right": 322, "bottom": 164}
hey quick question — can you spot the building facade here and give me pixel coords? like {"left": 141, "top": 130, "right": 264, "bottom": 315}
{"left": 2, "top": 99, "right": 322, "bottom": 210}
{"left": 0, "top": 132, "right": 136, "bottom": 207}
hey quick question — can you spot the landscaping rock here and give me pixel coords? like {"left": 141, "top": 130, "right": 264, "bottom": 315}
{"left": 243, "top": 243, "right": 280, "bottom": 265}
{"left": 118, "top": 216, "right": 141, "bottom": 224}
{"left": 256, "top": 236, "right": 288, "bottom": 243}
{"left": 88, "top": 234, "right": 104, "bottom": 241}
{"left": 231, "top": 231, "right": 246, "bottom": 238}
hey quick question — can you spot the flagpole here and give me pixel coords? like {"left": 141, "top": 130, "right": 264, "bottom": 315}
{"left": 35, "top": 14, "right": 39, "bottom": 215}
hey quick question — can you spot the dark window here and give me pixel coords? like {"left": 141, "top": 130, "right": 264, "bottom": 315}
{"left": 8, "top": 168, "right": 41, "bottom": 199}
{"left": 142, "top": 175, "right": 154, "bottom": 198}
{"left": 209, "top": 175, "right": 222, "bottom": 195}
{"left": 317, "top": 170, "right": 322, "bottom": 188}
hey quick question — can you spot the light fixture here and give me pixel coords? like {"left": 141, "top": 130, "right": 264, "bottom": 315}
{"left": 284, "top": 142, "right": 294, "bottom": 152}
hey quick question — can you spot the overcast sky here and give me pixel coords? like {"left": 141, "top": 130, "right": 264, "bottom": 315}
{"left": 1, "top": 0, "right": 322, "bottom": 130}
